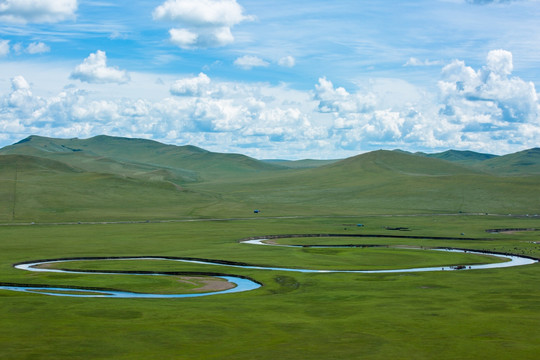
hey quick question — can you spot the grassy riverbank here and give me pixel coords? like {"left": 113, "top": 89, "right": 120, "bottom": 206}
{"left": 1, "top": 215, "right": 539, "bottom": 359}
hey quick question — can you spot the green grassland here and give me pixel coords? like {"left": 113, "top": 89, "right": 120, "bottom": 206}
{"left": 1, "top": 136, "right": 540, "bottom": 359}
{"left": 0, "top": 217, "right": 540, "bottom": 359}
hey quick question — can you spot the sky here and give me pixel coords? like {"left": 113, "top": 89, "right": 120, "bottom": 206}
{"left": 0, "top": 0, "right": 539, "bottom": 159}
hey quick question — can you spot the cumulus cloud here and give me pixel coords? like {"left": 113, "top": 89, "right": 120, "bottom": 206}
{"left": 310, "top": 50, "right": 539, "bottom": 153}
{"left": 485, "top": 49, "right": 513, "bottom": 75}
{"left": 438, "top": 49, "right": 538, "bottom": 125}
{"left": 11, "top": 75, "right": 30, "bottom": 91}
{"left": 153, "top": 0, "right": 253, "bottom": 49}
{"left": 0, "top": 39, "right": 9, "bottom": 57}
{"left": 2, "top": 76, "right": 44, "bottom": 123}
{"left": 314, "top": 77, "right": 376, "bottom": 114}
{"left": 170, "top": 72, "right": 211, "bottom": 96}
{"left": 70, "top": 50, "right": 130, "bottom": 84}
{"left": 0, "top": 40, "right": 51, "bottom": 57}
{"left": 26, "top": 42, "right": 50, "bottom": 54}
{"left": 168, "top": 28, "right": 199, "bottom": 48}
{"left": 1, "top": 50, "right": 538, "bottom": 158}
{"left": 0, "top": 0, "right": 77, "bottom": 24}
{"left": 234, "top": 55, "right": 269, "bottom": 70}
{"left": 0, "top": 73, "right": 326, "bottom": 158}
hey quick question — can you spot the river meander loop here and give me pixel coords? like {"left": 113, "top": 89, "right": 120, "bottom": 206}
{"left": 0, "top": 236, "right": 537, "bottom": 298}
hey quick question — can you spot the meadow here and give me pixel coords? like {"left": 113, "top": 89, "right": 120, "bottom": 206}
{"left": 1, "top": 215, "right": 539, "bottom": 359}
{"left": 1, "top": 136, "right": 540, "bottom": 359}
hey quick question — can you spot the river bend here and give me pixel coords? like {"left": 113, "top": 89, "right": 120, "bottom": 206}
{"left": 0, "top": 236, "right": 536, "bottom": 298}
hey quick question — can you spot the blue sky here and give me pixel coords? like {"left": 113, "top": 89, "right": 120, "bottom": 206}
{"left": 0, "top": 0, "right": 539, "bottom": 159}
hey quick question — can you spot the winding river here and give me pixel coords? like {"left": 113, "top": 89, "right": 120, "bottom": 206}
{"left": 0, "top": 236, "right": 537, "bottom": 298}
{"left": 1, "top": 258, "right": 262, "bottom": 298}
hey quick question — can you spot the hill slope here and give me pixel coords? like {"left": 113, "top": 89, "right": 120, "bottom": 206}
{"left": 0, "top": 153, "right": 217, "bottom": 222}
{"left": 189, "top": 150, "right": 540, "bottom": 216}
{"left": 473, "top": 148, "right": 540, "bottom": 174}
{"left": 1, "top": 136, "right": 540, "bottom": 222}
{"left": 421, "top": 150, "right": 498, "bottom": 166}
{"left": 1, "top": 135, "right": 284, "bottom": 182}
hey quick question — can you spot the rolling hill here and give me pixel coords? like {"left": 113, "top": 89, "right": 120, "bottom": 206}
{"left": 1, "top": 135, "right": 539, "bottom": 222}
{"left": 1, "top": 135, "right": 284, "bottom": 182}
{"left": 0, "top": 153, "right": 218, "bottom": 222}
{"left": 420, "top": 149, "right": 498, "bottom": 166}
{"left": 473, "top": 148, "right": 540, "bottom": 174}
{"left": 197, "top": 149, "right": 539, "bottom": 216}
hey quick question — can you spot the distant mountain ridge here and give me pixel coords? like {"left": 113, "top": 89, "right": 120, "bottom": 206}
{"left": 1, "top": 135, "right": 285, "bottom": 183}
{"left": 2, "top": 135, "right": 540, "bottom": 175}
{"left": 1, "top": 135, "right": 539, "bottom": 222}
{"left": 473, "top": 148, "right": 540, "bottom": 174}
{"left": 419, "top": 149, "right": 498, "bottom": 165}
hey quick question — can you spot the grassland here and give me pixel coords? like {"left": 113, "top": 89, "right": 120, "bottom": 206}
{"left": 1, "top": 135, "right": 540, "bottom": 359}
{"left": 1, "top": 216, "right": 540, "bottom": 359}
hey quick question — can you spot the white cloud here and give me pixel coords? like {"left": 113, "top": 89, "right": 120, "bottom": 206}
{"left": 314, "top": 77, "right": 376, "bottom": 114}
{"left": 310, "top": 50, "right": 539, "bottom": 154}
{"left": 0, "top": 40, "right": 49, "bottom": 58}
{"left": 0, "top": 73, "right": 326, "bottom": 158}
{"left": 109, "top": 31, "right": 128, "bottom": 40}
{"left": 0, "top": 0, "right": 77, "bottom": 24}
{"left": 11, "top": 75, "right": 30, "bottom": 91}
{"left": 12, "top": 42, "right": 21, "bottom": 54}
{"left": 404, "top": 57, "right": 441, "bottom": 67}
{"left": 438, "top": 49, "right": 538, "bottom": 125}
{"left": 153, "top": 0, "right": 251, "bottom": 26}
{"left": 169, "top": 28, "right": 198, "bottom": 48}
{"left": 465, "top": 0, "right": 515, "bottom": 4}
{"left": 153, "top": 0, "right": 253, "bottom": 49}
{"left": 1, "top": 50, "right": 538, "bottom": 158}
{"left": 168, "top": 25, "right": 235, "bottom": 49}
{"left": 170, "top": 72, "right": 211, "bottom": 96}
{"left": 234, "top": 55, "right": 269, "bottom": 70}
{"left": 278, "top": 56, "right": 296, "bottom": 68}
{"left": 0, "top": 39, "right": 9, "bottom": 57}
{"left": 485, "top": 49, "right": 513, "bottom": 76}
{"left": 2, "top": 76, "right": 43, "bottom": 122}
{"left": 26, "top": 42, "right": 50, "bottom": 54}
{"left": 70, "top": 50, "right": 130, "bottom": 84}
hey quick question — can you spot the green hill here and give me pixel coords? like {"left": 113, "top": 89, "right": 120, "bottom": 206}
{"left": 474, "top": 148, "right": 540, "bottom": 174}
{"left": 0, "top": 153, "right": 80, "bottom": 173}
{"left": 1, "top": 136, "right": 540, "bottom": 222}
{"left": 263, "top": 159, "right": 339, "bottom": 169}
{"left": 188, "top": 149, "right": 540, "bottom": 216}
{"left": 421, "top": 149, "right": 497, "bottom": 166}
{"left": 1, "top": 135, "right": 283, "bottom": 181}
{"left": 0, "top": 153, "right": 216, "bottom": 222}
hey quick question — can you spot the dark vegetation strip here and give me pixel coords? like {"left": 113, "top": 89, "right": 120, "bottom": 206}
{"left": 14, "top": 257, "right": 263, "bottom": 282}
{"left": 2, "top": 213, "right": 537, "bottom": 227}
{"left": 0, "top": 282, "right": 130, "bottom": 293}
{"left": 485, "top": 228, "right": 540, "bottom": 233}
{"left": 15, "top": 256, "right": 260, "bottom": 269}
{"left": 239, "top": 233, "right": 481, "bottom": 241}
{"left": 239, "top": 234, "right": 540, "bottom": 261}
{"left": 436, "top": 247, "right": 540, "bottom": 261}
